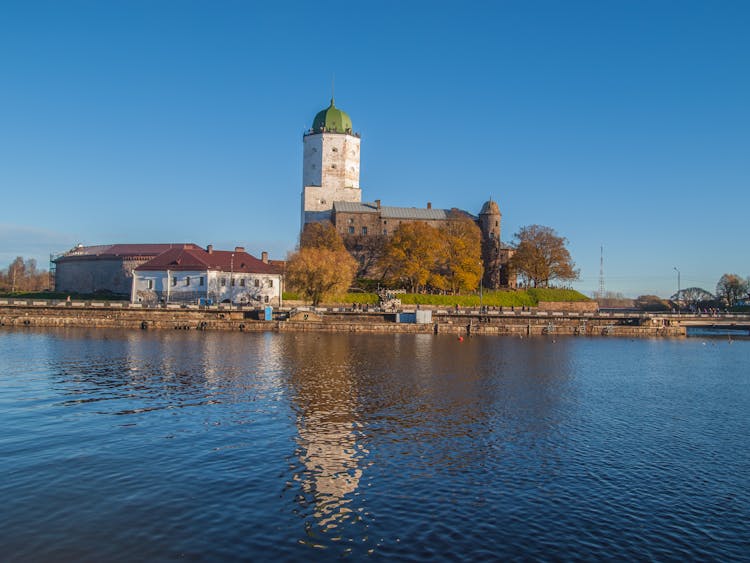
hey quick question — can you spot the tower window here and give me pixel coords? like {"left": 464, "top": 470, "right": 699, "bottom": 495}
{"left": 496, "top": 221, "right": 499, "bottom": 227}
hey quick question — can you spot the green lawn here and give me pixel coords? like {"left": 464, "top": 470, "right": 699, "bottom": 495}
{"left": 283, "top": 288, "right": 590, "bottom": 307}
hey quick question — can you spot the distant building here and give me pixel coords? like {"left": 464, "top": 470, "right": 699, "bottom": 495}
{"left": 132, "top": 244, "right": 282, "bottom": 306}
{"left": 54, "top": 243, "right": 200, "bottom": 296}
{"left": 300, "top": 99, "right": 515, "bottom": 288}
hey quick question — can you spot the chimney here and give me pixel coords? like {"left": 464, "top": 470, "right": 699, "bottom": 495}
{"left": 207, "top": 244, "right": 213, "bottom": 254}
{"left": 261, "top": 251, "right": 269, "bottom": 264}
{"left": 234, "top": 246, "right": 245, "bottom": 253}
{"left": 427, "top": 202, "right": 432, "bottom": 209}
{"left": 375, "top": 199, "right": 381, "bottom": 209}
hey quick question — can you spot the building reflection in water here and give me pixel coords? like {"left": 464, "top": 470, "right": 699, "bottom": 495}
{"left": 282, "top": 334, "right": 368, "bottom": 533}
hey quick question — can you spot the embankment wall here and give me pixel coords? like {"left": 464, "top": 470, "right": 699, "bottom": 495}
{"left": 0, "top": 302, "right": 689, "bottom": 337}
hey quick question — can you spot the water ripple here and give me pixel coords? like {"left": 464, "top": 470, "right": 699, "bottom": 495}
{"left": 1, "top": 329, "right": 749, "bottom": 560}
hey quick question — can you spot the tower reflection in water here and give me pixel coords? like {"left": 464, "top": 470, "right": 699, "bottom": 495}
{"left": 283, "top": 334, "right": 368, "bottom": 534}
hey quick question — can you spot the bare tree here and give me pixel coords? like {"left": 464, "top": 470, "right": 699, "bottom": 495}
{"left": 716, "top": 274, "right": 748, "bottom": 307}
{"left": 670, "top": 287, "right": 714, "bottom": 310}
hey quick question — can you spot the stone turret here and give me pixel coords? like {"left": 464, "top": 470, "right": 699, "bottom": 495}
{"left": 479, "top": 198, "right": 505, "bottom": 289}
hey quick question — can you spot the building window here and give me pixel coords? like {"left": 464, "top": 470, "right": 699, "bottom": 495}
{"left": 185, "top": 276, "right": 190, "bottom": 286}
{"left": 348, "top": 218, "right": 354, "bottom": 224}
{"left": 268, "top": 279, "right": 273, "bottom": 288}
{"left": 264, "top": 295, "right": 269, "bottom": 303}
{"left": 147, "top": 279, "right": 153, "bottom": 290}
{"left": 332, "top": 147, "right": 338, "bottom": 152}
{"left": 231, "top": 278, "right": 235, "bottom": 287}
{"left": 361, "top": 226, "right": 368, "bottom": 235}
{"left": 240, "top": 278, "right": 245, "bottom": 287}
{"left": 172, "top": 276, "right": 177, "bottom": 287}
{"left": 255, "top": 279, "right": 260, "bottom": 288}
{"left": 331, "top": 164, "right": 336, "bottom": 169}
{"left": 496, "top": 221, "right": 499, "bottom": 227}
{"left": 199, "top": 277, "right": 204, "bottom": 286}
{"left": 348, "top": 226, "right": 354, "bottom": 234}
{"left": 383, "top": 229, "right": 387, "bottom": 235}
{"left": 383, "top": 220, "right": 387, "bottom": 225}
{"left": 221, "top": 277, "right": 226, "bottom": 287}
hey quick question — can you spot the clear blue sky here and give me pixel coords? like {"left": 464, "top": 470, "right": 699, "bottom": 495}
{"left": 1, "top": 1, "right": 748, "bottom": 297}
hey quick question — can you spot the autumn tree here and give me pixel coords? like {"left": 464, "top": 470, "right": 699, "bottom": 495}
{"left": 285, "top": 247, "right": 357, "bottom": 306}
{"left": 381, "top": 222, "right": 441, "bottom": 293}
{"left": 436, "top": 216, "right": 483, "bottom": 293}
{"left": 287, "top": 222, "right": 356, "bottom": 306}
{"left": 0, "top": 257, "right": 49, "bottom": 293}
{"left": 716, "top": 274, "right": 749, "bottom": 307}
{"left": 300, "top": 221, "right": 345, "bottom": 251}
{"left": 509, "top": 225, "right": 579, "bottom": 288}
{"left": 343, "top": 234, "right": 388, "bottom": 278}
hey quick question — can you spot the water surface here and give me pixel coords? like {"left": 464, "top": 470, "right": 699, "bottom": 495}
{"left": 1, "top": 329, "right": 748, "bottom": 561}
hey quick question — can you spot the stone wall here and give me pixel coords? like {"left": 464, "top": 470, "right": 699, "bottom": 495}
{"left": 1, "top": 302, "right": 692, "bottom": 338}
{"left": 55, "top": 258, "right": 132, "bottom": 295}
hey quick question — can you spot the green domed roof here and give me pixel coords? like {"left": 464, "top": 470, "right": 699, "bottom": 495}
{"left": 312, "top": 99, "right": 353, "bottom": 134}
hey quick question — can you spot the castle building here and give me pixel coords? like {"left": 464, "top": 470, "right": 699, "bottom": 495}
{"left": 300, "top": 99, "right": 515, "bottom": 289}
{"left": 301, "top": 98, "right": 362, "bottom": 226}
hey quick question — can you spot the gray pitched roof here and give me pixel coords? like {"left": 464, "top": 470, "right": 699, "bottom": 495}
{"left": 333, "top": 201, "right": 453, "bottom": 220}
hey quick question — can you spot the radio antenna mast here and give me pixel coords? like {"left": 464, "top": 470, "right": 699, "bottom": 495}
{"left": 599, "top": 245, "right": 604, "bottom": 299}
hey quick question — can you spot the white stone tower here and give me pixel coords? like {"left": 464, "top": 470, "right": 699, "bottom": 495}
{"left": 301, "top": 99, "right": 361, "bottom": 228}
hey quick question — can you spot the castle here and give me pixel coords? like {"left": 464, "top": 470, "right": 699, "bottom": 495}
{"left": 301, "top": 99, "right": 515, "bottom": 288}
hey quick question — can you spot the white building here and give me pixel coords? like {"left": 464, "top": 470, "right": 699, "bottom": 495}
{"left": 301, "top": 98, "right": 361, "bottom": 228}
{"left": 131, "top": 245, "right": 283, "bottom": 306}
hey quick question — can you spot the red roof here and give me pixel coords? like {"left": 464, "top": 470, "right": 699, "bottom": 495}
{"left": 56, "top": 243, "right": 200, "bottom": 261}
{"left": 135, "top": 247, "right": 278, "bottom": 274}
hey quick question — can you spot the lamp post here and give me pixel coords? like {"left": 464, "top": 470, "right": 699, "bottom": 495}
{"left": 230, "top": 253, "right": 234, "bottom": 308}
{"left": 673, "top": 267, "right": 680, "bottom": 314}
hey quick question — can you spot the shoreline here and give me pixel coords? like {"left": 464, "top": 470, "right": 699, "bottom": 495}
{"left": 3, "top": 301, "right": 748, "bottom": 338}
